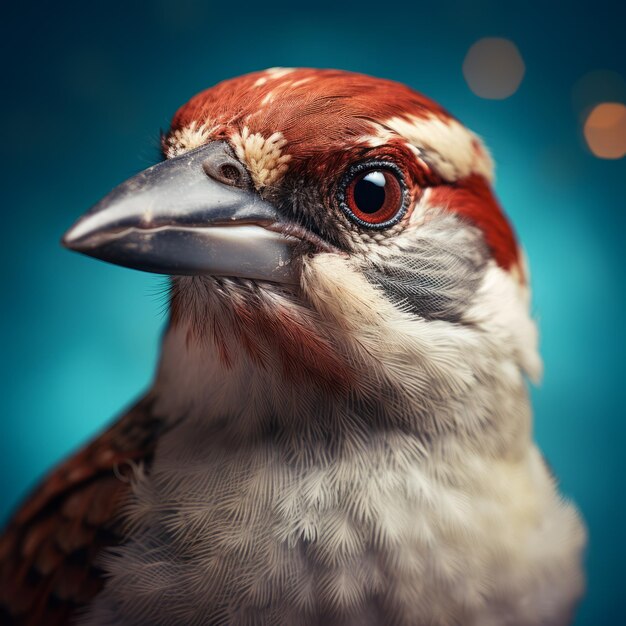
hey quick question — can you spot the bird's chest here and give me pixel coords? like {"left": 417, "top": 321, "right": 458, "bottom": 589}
{"left": 107, "top": 426, "right": 505, "bottom": 626}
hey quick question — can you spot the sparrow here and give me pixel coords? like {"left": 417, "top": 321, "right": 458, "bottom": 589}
{"left": 0, "top": 68, "right": 586, "bottom": 626}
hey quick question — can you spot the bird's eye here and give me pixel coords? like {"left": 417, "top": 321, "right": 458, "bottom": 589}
{"left": 339, "top": 162, "right": 408, "bottom": 229}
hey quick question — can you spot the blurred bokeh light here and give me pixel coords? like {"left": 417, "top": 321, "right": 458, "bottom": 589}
{"left": 583, "top": 103, "right": 626, "bottom": 159}
{"left": 572, "top": 69, "right": 626, "bottom": 120}
{"left": 463, "top": 37, "right": 525, "bottom": 99}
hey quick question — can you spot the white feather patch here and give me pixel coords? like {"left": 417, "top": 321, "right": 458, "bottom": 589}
{"left": 163, "top": 120, "right": 216, "bottom": 159}
{"left": 230, "top": 126, "right": 292, "bottom": 188}
{"left": 372, "top": 113, "right": 494, "bottom": 182}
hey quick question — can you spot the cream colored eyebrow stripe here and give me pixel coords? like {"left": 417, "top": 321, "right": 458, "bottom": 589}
{"left": 370, "top": 113, "right": 494, "bottom": 182}
{"left": 164, "top": 111, "right": 493, "bottom": 187}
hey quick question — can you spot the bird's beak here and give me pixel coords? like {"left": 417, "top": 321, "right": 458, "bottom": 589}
{"left": 62, "top": 142, "right": 299, "bottom": 283}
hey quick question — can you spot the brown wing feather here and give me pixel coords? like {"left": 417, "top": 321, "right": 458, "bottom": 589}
{"left": 0, "top": 394, "right": 164, "bottom": 625}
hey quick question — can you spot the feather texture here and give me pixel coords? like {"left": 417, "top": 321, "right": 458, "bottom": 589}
{"left": 3, "top": 68, "right": 585, "bottom": 625}
{"left": 0, "top": 396, "right": 164, "bottom": 625}
{"left": 83, "top": 252, "right": 585, "bottom": 625}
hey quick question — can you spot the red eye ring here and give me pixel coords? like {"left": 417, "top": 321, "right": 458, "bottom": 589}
{"left": 339, "top": 161, "right": 408, "bottom": 229}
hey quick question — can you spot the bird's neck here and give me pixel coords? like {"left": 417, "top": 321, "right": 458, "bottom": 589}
{"left": 92, "top": 269, "right": 579, "bottom": 626}
{"left": 152, "top": 263, "right": 539, "bottom": 462}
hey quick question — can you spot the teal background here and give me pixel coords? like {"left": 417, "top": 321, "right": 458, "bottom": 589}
{"left": 1, "top": 1, "right": 624, "bottom": 623}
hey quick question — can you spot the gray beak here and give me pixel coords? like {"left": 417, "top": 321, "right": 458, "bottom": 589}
{"left": 62, "top": 141, "right": 299, "bottom": 283}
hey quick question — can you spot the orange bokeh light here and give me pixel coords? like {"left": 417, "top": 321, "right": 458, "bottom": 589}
{"left": 583, "top": 102, "right": 626, "bottom": 159}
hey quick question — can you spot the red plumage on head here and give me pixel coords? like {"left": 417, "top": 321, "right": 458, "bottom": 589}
{"left": 167, "top": 68, "right": 522, "bottom": 276}
{"left": 170, "top": 69, "right": 447, "bottom": 158}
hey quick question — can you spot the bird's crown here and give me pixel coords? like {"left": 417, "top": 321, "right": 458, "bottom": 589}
{"left": 163, "top": 67, "right": 521, "bottom": 276}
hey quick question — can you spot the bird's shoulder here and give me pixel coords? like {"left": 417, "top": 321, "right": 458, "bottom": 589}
{"left": 0, "top": 395, "right": 163, "bottom": 626}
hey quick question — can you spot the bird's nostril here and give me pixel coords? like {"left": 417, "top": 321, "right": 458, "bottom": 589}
{"left": 202, "top": 148, "right": 251, "bottom": 190}
{"left": 219, "top": 163, "right": 242, "bottom": 186}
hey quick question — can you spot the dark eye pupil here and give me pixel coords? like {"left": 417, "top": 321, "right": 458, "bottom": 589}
{"left": 353, "top": 171, "right": 386, "bottom": 213}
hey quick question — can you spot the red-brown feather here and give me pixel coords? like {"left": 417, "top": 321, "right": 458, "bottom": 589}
{"left": 170, "top": 69, "right": 450, "bottom": 166}
{"left": 428, "top": 174, "right": 521, "bottom": 272}
{"left": 167, "top": 68, "right": 520, "bottom": 274}
{"left": 0, "top": 396, "right": 164, "bottom": 625}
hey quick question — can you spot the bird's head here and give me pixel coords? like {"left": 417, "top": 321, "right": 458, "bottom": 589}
{"left": 64, "top": 68, "right": 540, "bottom": 418}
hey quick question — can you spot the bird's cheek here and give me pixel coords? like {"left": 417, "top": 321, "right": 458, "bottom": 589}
{"left": 300, "top": 253, "right": 390, "bottom": 329}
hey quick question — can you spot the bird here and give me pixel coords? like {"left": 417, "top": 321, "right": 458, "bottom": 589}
{"left": 0, "top": 67, "right": 586, "bottom": 626}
